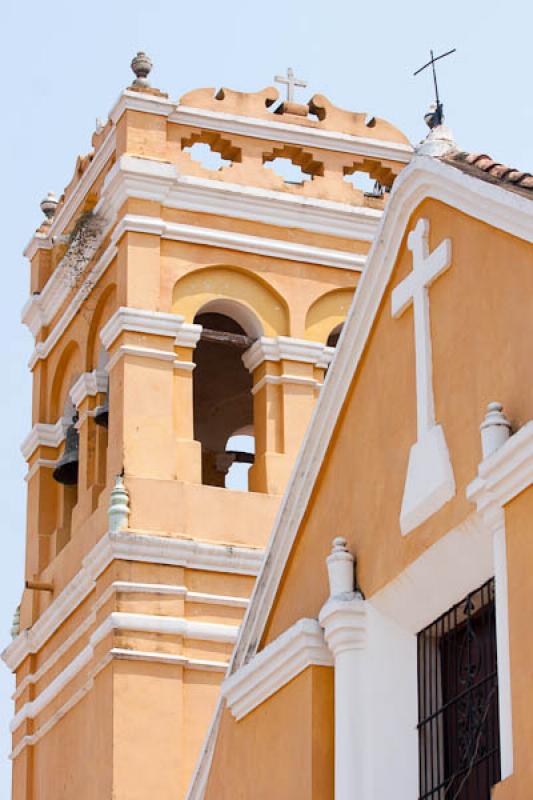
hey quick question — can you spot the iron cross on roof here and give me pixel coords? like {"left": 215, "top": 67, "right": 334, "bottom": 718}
{"left": 414, "top": 48, "right": 456, "bottom": 127}
{"left": 274, "top": 67, "right": 308, "bottom": 103}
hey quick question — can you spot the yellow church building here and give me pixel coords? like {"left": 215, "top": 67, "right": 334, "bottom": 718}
{"left": 3, "top": 51, "right": 533, "bottom": 800}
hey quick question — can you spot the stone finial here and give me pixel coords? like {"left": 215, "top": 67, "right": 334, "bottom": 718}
{"left": 130, "top": 51, "right": 153, "bottom": 88}
{"left": 108, "top": 474, "right": 130, "bottom": 532}
{"left": 40, "top": 191, "right": 58, "bottom": 222}
{"left": 415, "top": 103, "right": 456, "bottom": 157}
{"left": 326, "top": 537, "right": 355, "bottom": 597}
{"left": 480, "top": 402, "right": 512, "bottom": 459}
{"left": 11, "top": 604, "right": 20, "bottom": 639}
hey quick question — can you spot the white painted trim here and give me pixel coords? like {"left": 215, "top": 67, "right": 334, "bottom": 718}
{"left": 171, "top": 104, "right": 413, "bottom": 162}
{"left": 12, "top": 580, "right": 247, "bottom": 702}
{"left": 20, "top": 418, "right": 67, "bottom": 461}
{"left": 105, "top": 344, "right": 175, "bottom": 373}
{"left": 466, "top": 420, "right": 533, "bottom": 514}
{"left": 23, "top": 129, "right": 116, "bottom": 260}
{"left": 9, "top": 643, "right": 228, "bottom": 760}
{"left": 466, "top": 420, "right": 533, "bottom": 781}
{"left": 109, "top": 89, "right": 175, "bottom": 124}
{"left": 10, "top": 611, "right": 237, "bottom": 734}
{"left": 2, "top": 530, "right": 263, "bottom": 673}
{"left": 69, "top": 369, "right": 107, "bottom": 408}
{"left": 103, "top": 155, "right": 383, "bottom": 242}
{"left": 242, "top": 335, "right": 333, "bottom": 373}
{"left": 222, "top": 618, "right": 331, "bottom": 720}
{"left": 251, "top": 374, "right": 323, "bottom": 395}
{"left": 27, "top": 238, "right": 118, "bottom": 369}
{"left": 100, "top": 306, "right": 185, "bottom": 348}
{"left": 24, "top": 459, "right": 57, "bottom": 482}
{"left": 114, "top": 213, "right": 366, "bottom": 271}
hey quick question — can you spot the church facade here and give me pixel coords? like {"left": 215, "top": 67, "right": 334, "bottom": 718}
{"left": 191, "top": 140, "right": 533, "bottom": 799}
{"left": 2, "top": 54, "right": 417, "bottom": 799}
{"left": 5, "top": 53, "right": 533, "bottom": 800}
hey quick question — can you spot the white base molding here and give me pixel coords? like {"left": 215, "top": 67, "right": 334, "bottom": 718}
{"left": 400, "top": 423, "right": 455, "bottom": 534}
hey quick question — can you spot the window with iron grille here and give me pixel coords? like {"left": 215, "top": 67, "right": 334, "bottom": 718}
{"left": 417, "top": 578, "right": 500, "bottom": 799}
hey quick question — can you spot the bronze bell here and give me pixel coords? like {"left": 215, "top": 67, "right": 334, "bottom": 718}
{"left": 94, "top": 397, "right": 109, "bottom": 429}
{"left": 53, "top": 415, "right": 79, "bottom": 485}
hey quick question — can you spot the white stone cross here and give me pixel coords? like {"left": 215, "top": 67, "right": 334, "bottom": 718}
{"left": 391, "top": 218, "right": 455, "bottom": 534}
{"left": 274, "top": 67, "right": 307, "bottom": 103}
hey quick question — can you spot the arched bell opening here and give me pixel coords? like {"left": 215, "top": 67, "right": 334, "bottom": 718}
{"left": 53, "top": 395, "right": 79, "bottom": 554}
{"left": 224, "top": 428, "right": 255, "bottom": 492}
{"left": 327, "top": 322, "right": 344, "bottom": 348}
{"left": 90, "top": 347, "right": 109, "bottom": 509}
{"left": 192, "top": 308, "right": 257, "bottom": 489}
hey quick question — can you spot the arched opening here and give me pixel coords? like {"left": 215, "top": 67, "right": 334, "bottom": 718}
{"left": 327, "top": 323, "right": 344, "bottom": 348}
{"left": 192, "top": 309, "right": 256, "bottom": 489}
{"left": 224, "top": 430, "right": 255, "bottom": 491}
{"left": 54, "top": 394, "right": 79, "bottom": 554}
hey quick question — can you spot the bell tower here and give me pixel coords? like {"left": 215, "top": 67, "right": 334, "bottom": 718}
{"left": 3, "top": 54, "right": 411, "bottom": 800}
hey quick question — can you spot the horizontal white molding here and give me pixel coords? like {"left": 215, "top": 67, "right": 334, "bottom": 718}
{"left": 69, "top": 369, "right": 107, "bottom": 408}
{"left": 103, "top": 155, "right": 383, "bottom": 242}
{"left": 172, "top": 104, "right": 413, "bottom": 163}
{"left": 27, "top": 238, "right": 118, "bottom": 369}
{"left": 10, "top": 610, "right": 237, "bottom": 734}
{"left": 2, "top": 529, "right": 263, "bottom": 673}
{"left": 109, "top": 610, "right": 238, "bottom": 642}
{"left": 20, "top": 418, "right": 67, "bottom": 461}
{"left": 23, "top": 156, "right": 370, "bottom": 347}
{"left": 114, "top": 213, "right": 366, "bottom": 271}
{"left": 467, "top": 420, "right": 533, "bottom": 516}
{"left": 100, "top": 306, "right": 201, "bottom": 351}
{"left": 23, "top": 129, "right": 116, "bottom": 261}
{"left": 251, "top": 374, "right": 323, "bottom": 396}
{"left": 10, "top": 610, "right": 234, "bottom": 733}
{"left": 109, "top": 647, "right": 228, "bottom": 672}
{"left": 12, "top": 580, "right": 247, "bottom": 703}
{"left": 111, "top": 581, "right": 248, "bottom": 608}
{"left": 109, "top": 88, "right": 175, "bottom": 124}
{"left": 222, "top": 617, "right": 331, "bottom": 721}
{"left": 25, "top": 458, "right": 57, "bottom": 482}
{"left": 242, "top": 335, "right": 335, "bottom": 373}
{"left": 10, "top": 643, "right": 228, "bottom": 759}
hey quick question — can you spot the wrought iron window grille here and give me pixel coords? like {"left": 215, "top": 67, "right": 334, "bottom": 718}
{"left": 417, "top": 578, "right": 500, "bottom": 799}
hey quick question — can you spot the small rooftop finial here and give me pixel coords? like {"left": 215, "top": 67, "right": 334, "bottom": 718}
{"left": 40, "top": 191, "right": 58, "bottom": 222}
{"left": 130, "top": 51, "right": 153, "bottom": 88}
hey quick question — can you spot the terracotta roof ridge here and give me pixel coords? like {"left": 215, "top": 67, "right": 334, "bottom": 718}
{"left": 441, "top": 149, "right": 533, "bottom": 196}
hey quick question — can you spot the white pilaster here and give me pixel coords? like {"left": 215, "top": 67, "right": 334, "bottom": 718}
{"left": 319, "top": 538, "right": 367, "bottom": 800}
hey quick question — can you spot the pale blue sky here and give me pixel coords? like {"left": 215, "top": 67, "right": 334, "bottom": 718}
{"left": 0, "top": 0, "right": 530, "bottom": 793}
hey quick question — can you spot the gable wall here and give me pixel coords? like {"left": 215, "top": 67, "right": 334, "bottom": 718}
{"left": 263, "top": 196, "right": 533, "bottom": 644}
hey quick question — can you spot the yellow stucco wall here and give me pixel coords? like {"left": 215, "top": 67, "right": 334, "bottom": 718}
{"left": 206, "top": 666, "right": 334, "bottom": 800}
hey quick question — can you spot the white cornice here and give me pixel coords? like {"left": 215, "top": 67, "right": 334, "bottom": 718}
{"left": 27, "top": 238, "right": 118, "bottom": 370}
{"left": 24, "top": 130, "right": 116, "bottom": 261}
{"left": 467, "top": 420, "right": 533, "bottom": 518}
{"left": 103, "top": 154, "right": 383, "bottom": 242}
{"left": 109, "top": 89, "right": 175, "bottom": 124}
{"left": 2, "top": 529, "right": 263, "bottom": 673}
{"left": 10, "top": 610, "right": 237, "bottom": 734}
{"left": 20, "top": 419, "right": 67, "bottom": 461}
{"left": 222, "top": 618, "right": 331, "bottom": 721}
{"left": 100, "top": 306, "right": 202, "bottom": 351}
{"left": 69, "top": 369, "right": 107, "bottom": 408}
{"left": 171, "top": 105, "right": 413, "bottom": 162}
{"left": 114, "top": 213, "right": 365, "bottom": 271}
{"left": 242, "top": 335, "right": 334, "bottom": 373}
{"left": 227, "top": 154, "right": 533, "bottom": 675}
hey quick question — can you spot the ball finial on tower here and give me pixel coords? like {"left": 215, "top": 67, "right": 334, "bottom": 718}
{"left": 130, "top": 51, "right": 153, "bottom": 88}
{"left": 40, "top": 191, "right": 58, "bottom": 222}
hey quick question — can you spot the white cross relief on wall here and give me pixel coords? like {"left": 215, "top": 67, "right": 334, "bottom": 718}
{"left": 391, "top": 218, "right": 456, "bottom": 534}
